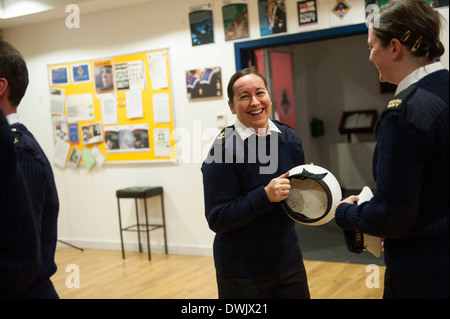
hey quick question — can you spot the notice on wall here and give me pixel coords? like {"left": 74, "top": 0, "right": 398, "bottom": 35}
{"left": 50, "top": 88, "right": 65, "bottom": 115}
{"left": 65, "top": 93, "right": 95, "bottom": 123}
{"left": 115, "top": 60, "right": 146, "bottom": 90}
{"left": 125, "top": 89, "right": 144, "bottom": 119}
{"left": 148, "top": 51, "right": 169, "bottom": 90}
{"left": 100, "top": 93, "right": 118, "bottom": 125}
{"left": 53, "top": 139, "right": 71, "bottom": 168}
{"left": 48, "top": 48, "right": 176, "bottom": 165}
{"left": 153, "top": 93, "right": 171, "bottom": 123}
{"left": 154, "top": 127, "right": 171, "bottom": 157}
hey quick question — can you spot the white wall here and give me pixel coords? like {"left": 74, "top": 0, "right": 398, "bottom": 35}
{"left": 3, "top": 0, "right": 448, "bottom": 256}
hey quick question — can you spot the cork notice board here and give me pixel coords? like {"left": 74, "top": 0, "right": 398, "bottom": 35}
{"left": 48, "top": 48, "right": 176, "bottom": 167}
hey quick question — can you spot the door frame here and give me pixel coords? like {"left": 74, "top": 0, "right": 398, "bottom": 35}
{"left": 233, "top": 23, "right": 368, "bottom": 70}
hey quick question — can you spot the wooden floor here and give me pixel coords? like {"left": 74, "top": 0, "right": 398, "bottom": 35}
{"left": 52, "top": 247, "right": 385, "bottom": 299}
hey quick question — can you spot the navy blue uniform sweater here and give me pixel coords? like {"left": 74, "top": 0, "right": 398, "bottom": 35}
{"left": 0, "top": 120, "right": 59, "bottom": 298}
{"left": 202, "top": 121, "right": 305, "bottom": 278}
{"left": 335, "top": 69, "right": 449, "bottom": 284}
{"left": 1, "top": 112, "right": 39, "bottom": 297}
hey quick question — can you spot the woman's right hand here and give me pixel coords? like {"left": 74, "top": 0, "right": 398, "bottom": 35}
{"left": 264, "top": 172, "right": 291, "bottom": 202}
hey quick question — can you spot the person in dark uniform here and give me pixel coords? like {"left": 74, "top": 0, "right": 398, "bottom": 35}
{"left": 202, "top": 68, "right": 310, "bottom": 299}
{"left": 0, "top": 40, "right": 60, "bottom": 298}
{"left": 335, "top": 0, "right": 448, "bottom": 299}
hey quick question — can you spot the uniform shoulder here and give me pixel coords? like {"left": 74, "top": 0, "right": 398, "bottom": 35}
{"left": 379, "top": 84, "right": 447, "bottom": 133}
{"left": 382, "top": 85, "right": 417, "bottom": 114}
{"left": 214, "top": 125, "right": 235, "bottom": 143}
{"left": 272, "top": 120, "right": 301, "bottom": 143}
{"left": 272, "top": 119, "right": 294, "bottom": 130}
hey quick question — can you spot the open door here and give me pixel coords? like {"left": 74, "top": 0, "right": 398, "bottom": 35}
{"left": 252, "top": 50, "right": 297, "bottom": 129}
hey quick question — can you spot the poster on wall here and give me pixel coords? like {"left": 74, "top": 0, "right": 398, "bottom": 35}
{"left": 329, "top": 0, "right": 354, "bottom": 27}
{"left": 223, "top": 0, "right": 249, "bottom": 41}
{"left": 298, "top": 0, "right": 318, "bottom": 27}
{"left": 186, "top": 67, "right": 222, "bottom": 99}
{"left": 81, "top": 121, "right": 103, "bottom": 145}
{"left": 71, "top": 62, "right": 91, "bottom": 84}
{"left": 49, "top": 65, "right": 69, "bottom": 86}
{"left": 114, "top": 60, "right": 146, "bottom": 90}
{"left": 52, "top": 115, "right": 68, "bottom": 142}
{"left": 189, "top": 1, "right": 215, "bottom": 46}
{"left": 68, "top": 123, "right": 79, "bottom": 144}
{"left": 68, "top": 147, "right": 82, "bottom": 168}
{"left": 104, "top": 124, "right": 150, "bottom": 153}
{"left": 258, "top": 0, "right": 287, "bottom": 36}
{"left": 93, "top": 60, "right": 114, "bottom": 93}
{"left": 270, "top": 51, "right": 297, "bottom": 129}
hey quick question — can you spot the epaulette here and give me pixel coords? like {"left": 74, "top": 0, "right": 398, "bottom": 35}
{"left": 214, "top": 125, "right": 235, "bottom": 142}
{"left": 375, "top": 85, "right": 417, "bottom": 135}
{"left": 216, "top": 128, "right": 226, "bottom": 141}
{"left": 383, "top": 85, "right": 417, "bottom": 113}
{"left": 11, "top": 127, "right": 22, "bottom": 149}
{"left": 272, "top": 119, "right": 293, "bottom": 130}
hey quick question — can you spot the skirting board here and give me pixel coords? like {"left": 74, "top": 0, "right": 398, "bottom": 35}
{"left": 56, "top": 238, "right": 213, "bottom": 257}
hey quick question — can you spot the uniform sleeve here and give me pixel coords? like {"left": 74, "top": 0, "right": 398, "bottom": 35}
{"left": 335, "top": 111, "right": 425, "bottom": 238}
{"left": 201, "top": 160, "right": 273, "bottom": 234}
{"left": 0, "top": 115, "right": 39, "bottom": 295}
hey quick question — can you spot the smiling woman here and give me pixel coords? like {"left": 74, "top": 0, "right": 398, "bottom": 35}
{"left": 227, "top": 69, "right": 272, "bottom": 134}
{"left": 201, "top": 68, "right": 310, "bottom": 299}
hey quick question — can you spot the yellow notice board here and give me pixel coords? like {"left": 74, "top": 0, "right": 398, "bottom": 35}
{"left": 48, "top": 48, "right": 176, "bottom": 166}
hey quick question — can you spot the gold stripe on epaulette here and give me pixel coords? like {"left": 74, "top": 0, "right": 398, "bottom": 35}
{"left": 387, "top": 99, "right": 402, "bottom": 108}
{"left": 217, "top": 131, "right": 225, "bottom": 139}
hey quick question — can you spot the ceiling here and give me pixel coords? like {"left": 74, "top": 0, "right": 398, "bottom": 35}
{"left": 0, "top": 0, "right": 153, "bottom": 29}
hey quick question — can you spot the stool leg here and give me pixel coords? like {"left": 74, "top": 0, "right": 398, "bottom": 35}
{"left": 135, "top": 198, "right": 142, "bottom": 253}
{"left": 144, "top": 198, "right": 151, "bottom": 261}
{"left": 117, "top": 198, "right": 125, "bottom": 259}
{"left": 161, "top": 193, "right": 168, "bottom": 254}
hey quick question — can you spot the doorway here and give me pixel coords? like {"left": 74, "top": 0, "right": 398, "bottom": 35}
{"left": 234, "top": 23, "right": 389, "bottom": 189}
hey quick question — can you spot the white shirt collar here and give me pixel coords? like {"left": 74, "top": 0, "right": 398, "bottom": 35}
{"left": 6, "top": 113, "right": 19, "bottom": 125}
{"left": 395, "top": 61, "right": 445, "bottom": 95}
{"left": 234, "top": 117, "right": 281, "bottom": 140}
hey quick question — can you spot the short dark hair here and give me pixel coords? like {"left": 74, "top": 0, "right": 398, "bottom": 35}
{"left": 374, "top": 0, "right": 445, "bottom": 62}
{"left": 227, "top": 68, "right": 268, "bottom": 102}
{"left": 0, "top": 40, "right": 29, "bottom": 107}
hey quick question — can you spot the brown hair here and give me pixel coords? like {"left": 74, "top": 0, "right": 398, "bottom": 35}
{"left": 227, "top": 68, "right": 268, "bottom": 103}
{"left": 373, "top": 0, "right": 445, "bottom": 62}
{"left": 0, "top": 40, "right": 29, "bottom": 107}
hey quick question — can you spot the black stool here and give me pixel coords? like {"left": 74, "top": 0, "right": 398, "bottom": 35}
{"left": 116, "top": 186, "right": 168, "bottom": 260}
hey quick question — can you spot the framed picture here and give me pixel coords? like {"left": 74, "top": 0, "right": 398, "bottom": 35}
{"left": 339, "top": 109, "right": 378, "bottom": 135}
{"left": 81, "top": 121, "right": 103, "bottom": 145}
{"left": 186, "top": 67, "right": 222, "bottom": 99}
